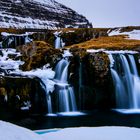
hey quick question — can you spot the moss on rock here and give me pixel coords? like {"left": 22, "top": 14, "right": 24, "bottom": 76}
{"left": 17, "top": 41, "right": 62, "bottom": 71}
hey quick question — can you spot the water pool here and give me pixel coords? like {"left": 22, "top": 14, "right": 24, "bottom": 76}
{"left": 35, "top": 129, "right": 60, "bottom": 135}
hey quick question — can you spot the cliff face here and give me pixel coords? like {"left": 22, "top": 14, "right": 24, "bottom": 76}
{"left": 0, "top": 0, "right": 92, "bottom": 29}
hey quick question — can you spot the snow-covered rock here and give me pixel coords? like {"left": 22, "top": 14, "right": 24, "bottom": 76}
{"left": 108, "top": 28, "right": 140, "bottom": 40}
{"left": 0, "top": 0, "right": 92, "bottom": 29}
{"left": 0, "top": 48, "right": 55, "bottom": 93}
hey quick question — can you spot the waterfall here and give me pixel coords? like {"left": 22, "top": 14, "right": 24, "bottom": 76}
{"left": 0, "top": 42, "right": 2, "bottom": 48}
{"left": 109, "top": 53, "right": 140, "bottom": 112}
{"left": 8, "top": 37, "right": 14, "bottom": 47}
{"left": 54, "top": 31, "right": 65, "bottom": 49}
{"left": 55, "top": 58, "right": 77, "bottom": 113}
{"left": 25, "top": 35, "right": 32, "bottom": 44}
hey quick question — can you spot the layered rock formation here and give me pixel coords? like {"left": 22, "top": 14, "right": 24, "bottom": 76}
{"left": 0, "top": 0, "right": 92, "bottom": 29}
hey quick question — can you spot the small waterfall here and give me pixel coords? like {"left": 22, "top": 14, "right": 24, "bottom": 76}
{"left": 55, "top": 58, "right": 77, "bottom": 113}
{"left": 128, "top": 55, "right": 138, "bottom": 76}
{"left": 0, "top": 42, "right": 2, "bottom": 48}
{"left": 25, "top": 35, "right": 32, "bottom": 44}
{"left": 54, "top": 31, "right": 65, "bottom": 49}
{"left": 8, "top": 37, "right": 14, "bottom": 47}
{"left": 109, "top": 53, "right": 140, "bottom": 111}
{"left": 47, "top": 95, "right": 53, "bottom": 114}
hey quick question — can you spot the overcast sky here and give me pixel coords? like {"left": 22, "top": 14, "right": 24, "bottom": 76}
{"left": 58, "top": 0, "right": 140, "bottom": 27}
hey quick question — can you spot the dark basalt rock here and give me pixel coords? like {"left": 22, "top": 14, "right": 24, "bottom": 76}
{"left": 62, "top": 29, "right": 94, "bottom": 46}
{"left": 30, "top": 28, "right": 108, "bottom": 48}
{"left": 0, "top": 76, "right": 47, "bottom": 114}
{"left": 69, "top": 48, "right": 115, "bottom": 110}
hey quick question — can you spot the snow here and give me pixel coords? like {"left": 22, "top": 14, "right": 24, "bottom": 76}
{"left": 0, "top": 121, "right": 41, "bottom": 140}
{"left": 87, "top": 49, "right": 138, "bottom": 54}
{"left": 18, "top": 68, "right": 55, "bottom": 93}
{"left": 41, "top": 127, "right": 140, "bottom": 140}
{"left": 108, "top": 28, "right": 140, "bottom": 40}
{"left": 1, "top": 32, "right": 32, "bottom": 37}
{"left": 0, "top": 49, "right": 24, "bottom": 70}
{"left": 1, "top": 120, "right": 140, "bottom": 140}
{"left": 31, "top": 0, "right": 71, "bottom": 14}
{"left": 0, "top": 0, "right": 89, "bottom": 29}
{"left": 32, "top": 0, "right": 56, "bottom": 7}
{"left": 0, "top": 11, "right": 58, "bottom": 30}
{"left": 0, "top": 48, "right": 55, "bottom": 94}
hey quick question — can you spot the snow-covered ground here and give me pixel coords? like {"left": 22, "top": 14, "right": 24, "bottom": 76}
{"left": 41, "top": 127, "right": 140, "bottom": 140}
{"left": 0, "top": 121, "right": 41, "bottom": 140}
{"left": 1, "top": 120, "right": 140, "bottom": 140}
{"left": 108, "top": 28, "right": 140, "bottom": 40}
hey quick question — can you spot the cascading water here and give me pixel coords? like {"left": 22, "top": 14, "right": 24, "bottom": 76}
{"left": 54, "top": 31, "right": 65, "bottom": 49}
{"left": 108, "top": 52, "right": 140, "bottom": 113}
{"left": 0, "top": 42, "right": 2, "bottom": 48}
{"left": 25, "top": 35, "right": 32, "bottom": 44}
{"left": 54, "top": 57, "right": 77, "bottom": 113}
{"left": 41, "top": 50, "right": 83, "bottom": 116}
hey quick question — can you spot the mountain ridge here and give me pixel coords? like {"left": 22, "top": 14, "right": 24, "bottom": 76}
{"left": 0, "top": 0, "right": 92, "bottom": 29}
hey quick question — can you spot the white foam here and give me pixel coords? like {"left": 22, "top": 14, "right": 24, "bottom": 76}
{"left": 114, "top": 109, "right": 140, "bottom": 114}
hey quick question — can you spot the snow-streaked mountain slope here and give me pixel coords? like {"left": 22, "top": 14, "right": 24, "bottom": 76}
{"left": 0, "top": 0, "right": 92, "bottom": 29}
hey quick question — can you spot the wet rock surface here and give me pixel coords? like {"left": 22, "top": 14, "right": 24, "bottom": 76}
{"left": 0, "top": 76, "right": 47, "bottom": 114}
{"left": 69, "top": 48, "right": 115, "bottom": 110}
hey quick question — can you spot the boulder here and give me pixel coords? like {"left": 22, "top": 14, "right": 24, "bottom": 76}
{"left": 17, "top": 41, "right": 62, "bottom": 71}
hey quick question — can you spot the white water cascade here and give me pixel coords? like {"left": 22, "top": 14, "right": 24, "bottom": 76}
{"left": 54, "top": 58, "right": 77, "bottom": 113}
{"left": 109, "top": 53, "right": 140, "bottom": 113}
{"left": 0, "top": 42, "right": 2, "bottom": 48}
{"left": 54, "top": 31, "right": 65, "bottom": 49}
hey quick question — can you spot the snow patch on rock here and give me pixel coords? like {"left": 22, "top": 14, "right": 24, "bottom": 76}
{"left": 108, "top": 28, "right": 140, "bottom": 40}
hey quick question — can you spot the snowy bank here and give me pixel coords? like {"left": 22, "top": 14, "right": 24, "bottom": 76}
{"left": 41, "top": 127, "right": 140, "bottom": 140}
{"left": 1, "top": 120, "right": 140, "bottom": 140}
{"left": 0, "top": 121, "right": 41, "bottom": 140}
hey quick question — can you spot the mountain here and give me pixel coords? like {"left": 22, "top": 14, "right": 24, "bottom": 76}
{"left": 0, "top": 0, "right": 92, "bottom": 29}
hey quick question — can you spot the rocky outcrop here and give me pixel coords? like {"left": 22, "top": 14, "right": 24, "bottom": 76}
{"left": 17, "top": 41, "right": 62, "bottom": 71}
{"left": 0, "top": 76, "right": 47, "bottom": 114}
{"left": 69, "top": 48, "right": 115, "bottom": 110}
{"left": 30, "top": 28, "right": 108, "bottom": 48}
